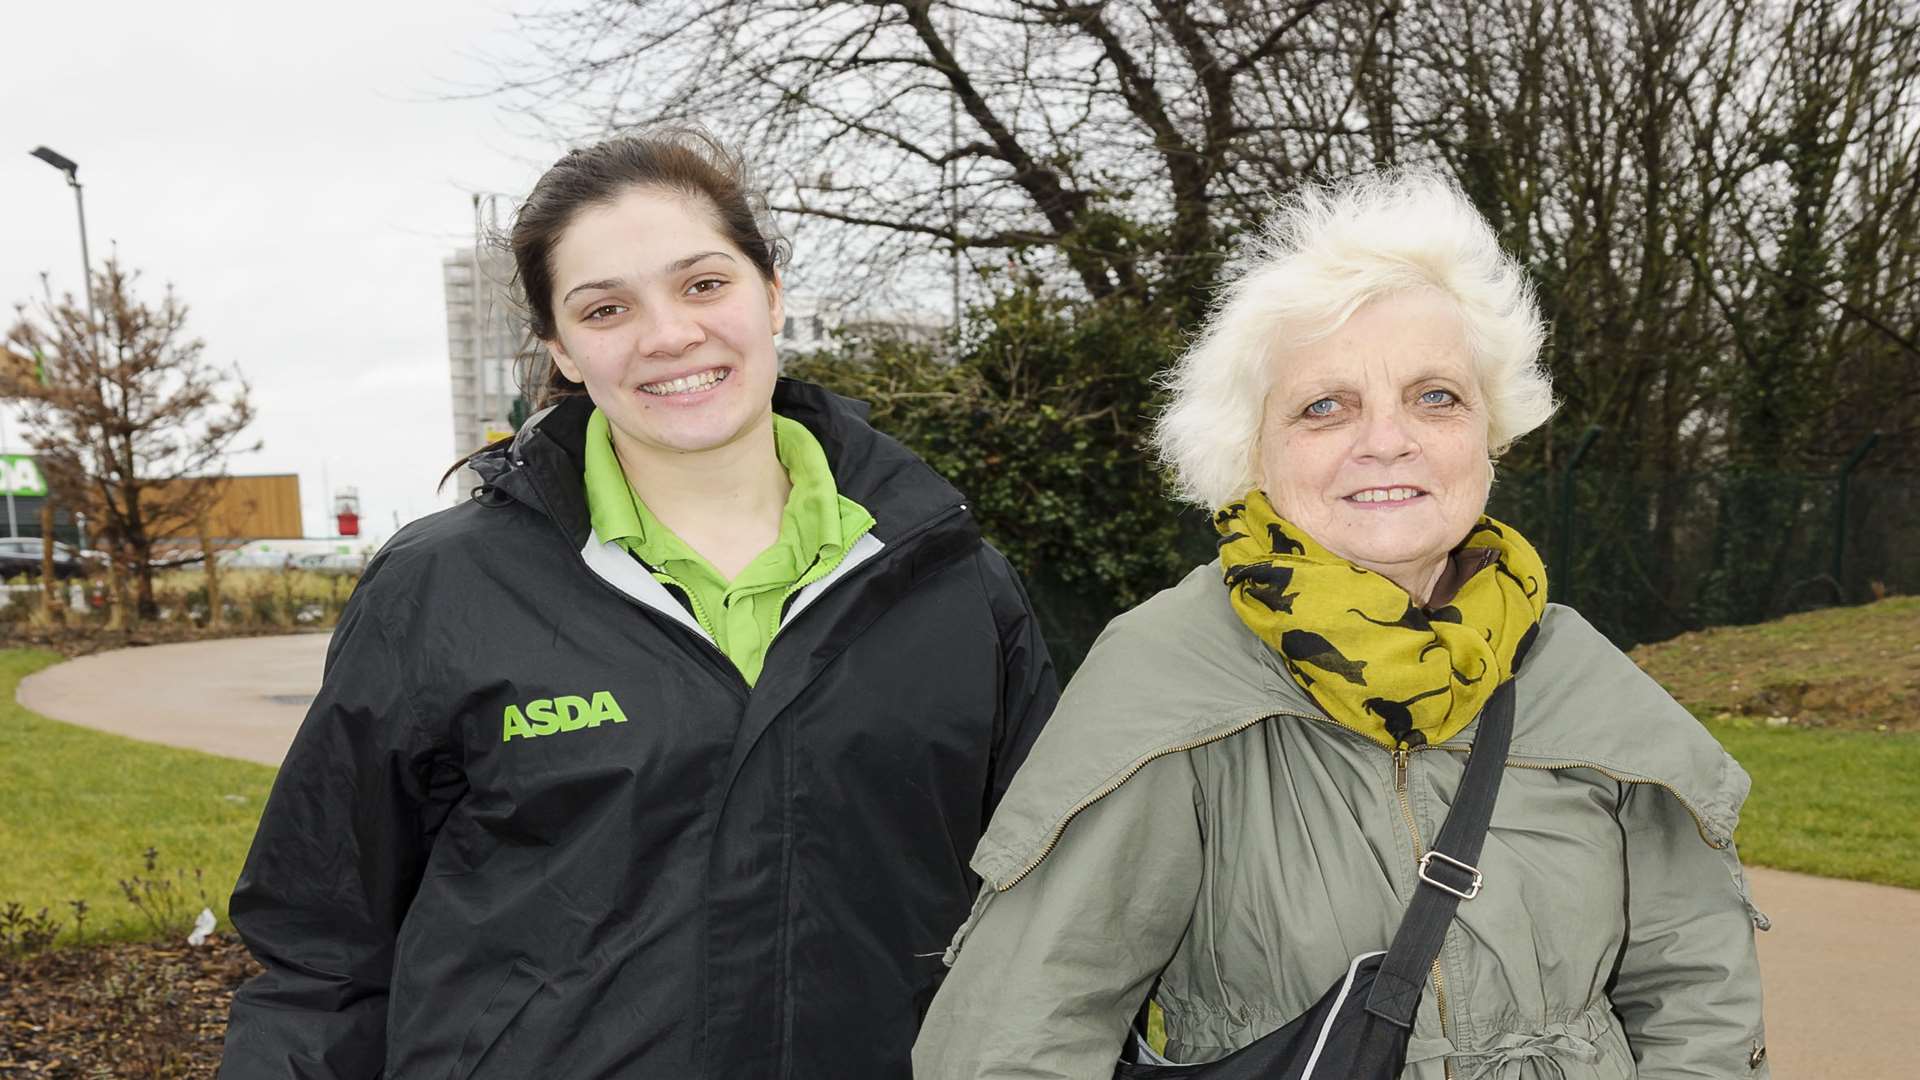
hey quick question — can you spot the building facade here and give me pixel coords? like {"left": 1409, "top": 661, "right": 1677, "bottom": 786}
{"left": 0, "top": 460, "right": 301, "bottom": 547}
{"left": 443, "top": 240, "right": 533, "bottom": 500}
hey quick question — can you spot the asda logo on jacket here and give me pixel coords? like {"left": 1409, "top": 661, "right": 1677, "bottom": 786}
{"left": 502, "top": 691, "right": 629, "bottom": 742}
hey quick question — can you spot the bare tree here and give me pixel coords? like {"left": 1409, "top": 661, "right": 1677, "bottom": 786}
{"left": 4, "top": 260, "right": 258, "bottom": 623}
{"left": 496, "top": 0, "right": 1391, "bottom": 320}
{"left": 504, "top": 0, "right": 1920, "bottom": 635}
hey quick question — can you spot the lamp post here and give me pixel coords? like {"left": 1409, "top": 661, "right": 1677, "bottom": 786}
{"left": 30, "top": 145, "right": 101, "bottom": 550}
{"left": 29, "top": 147, "right": 98, "bottom": 335}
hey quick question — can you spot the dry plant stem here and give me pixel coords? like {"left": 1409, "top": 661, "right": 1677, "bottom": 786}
{"left": 36, "top": 501, "right": 62, "bottom": 626}
{"left": 0, "top": 902, "right": 63, "bottom": 957}
{"left": 103, "top": 552, "right": 126, "bottom": 632}
{"left": 199, "top": 516, "right": 223, "bottom": 630}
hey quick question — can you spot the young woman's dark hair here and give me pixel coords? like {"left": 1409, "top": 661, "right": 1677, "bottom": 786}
{"left": 509, "top": 127, "right": 789, "bottom": 410}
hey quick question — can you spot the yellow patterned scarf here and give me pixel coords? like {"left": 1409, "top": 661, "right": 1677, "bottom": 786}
{"left": 1215, "top": 489, "right": 1548, "bottom": 750}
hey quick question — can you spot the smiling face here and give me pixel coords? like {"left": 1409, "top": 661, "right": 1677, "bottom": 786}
{"left": 1256, "top": 290, "right": 1492, "bottom": 602}
{"left": 543, "top": 186, "right": 783, "bottom": 464}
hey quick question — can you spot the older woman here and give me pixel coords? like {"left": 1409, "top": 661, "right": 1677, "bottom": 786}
{"left": 914, "top": 171, "right": 1769, "bottom": 1080}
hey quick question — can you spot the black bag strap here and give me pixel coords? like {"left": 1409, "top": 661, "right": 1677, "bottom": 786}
{"left": 1363, "top": 677, "right": 1516, "bottom": 1027}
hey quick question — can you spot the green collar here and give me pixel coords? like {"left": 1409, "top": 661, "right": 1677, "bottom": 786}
{"left": 580, "top": 406, "right": 875, "bottom": 685}
{"left": 582, "top": 407, "right": 851, "bottom": 583}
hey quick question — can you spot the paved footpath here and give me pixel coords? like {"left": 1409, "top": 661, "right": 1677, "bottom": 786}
{"left": 16, "top": 636, "right": 1917, "bottom": 1077}
{"left": 1744, "top": 865, "right": 1916, "bottom": 1080}
{"left": 18, "top": 633, "right": 328, "bottom": 766}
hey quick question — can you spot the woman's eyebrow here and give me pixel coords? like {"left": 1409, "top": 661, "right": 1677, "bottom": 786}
{"left": 665, "top": 250, "right": 736, "bottom": 273}
{"left": 560, "top": 252, "right": 738, "bottom": 304}
{"left": 562, "top": 277, "right": 626, "bottom": 304}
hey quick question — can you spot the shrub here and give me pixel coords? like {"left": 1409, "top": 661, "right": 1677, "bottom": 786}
{"left": 117, "top": 846, "right": 213, "bottom": 941}
{"left": 787, "top": 288, "right": 1210, "bottom": 672}
{"left": 0, "top": 901, "right": 62, "bottom": 958}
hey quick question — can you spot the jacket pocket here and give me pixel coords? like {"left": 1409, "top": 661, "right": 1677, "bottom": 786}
{"left": 446, "top": 959, "right": 546, "bottom": 1080}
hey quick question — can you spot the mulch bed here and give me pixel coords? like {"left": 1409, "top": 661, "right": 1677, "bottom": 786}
{"left": 0, "top": 937, "right": 259, "bottom": 1078}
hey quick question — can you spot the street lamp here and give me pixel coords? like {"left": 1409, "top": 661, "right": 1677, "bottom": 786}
{"left": 29, "top": 145, "right": 102, "bottom": 549}
{"left": 29, "top": 146, "right": 98, "bottom": 334}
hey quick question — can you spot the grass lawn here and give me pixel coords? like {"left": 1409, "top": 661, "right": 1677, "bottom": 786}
{"left": 0, "top": 591, "right": 1913, "bottom": 957}
{"left": 0, "top": 649, "right": 276, "bottom": 946}
{"left": 1707, "top": 717, "right": 1920, "bottom": 889}
{"left": 1632, "top": 596, "right": 1920, "bottom": 890}
{"left": 1634, "top": 596, "right": 1919, "bottom": 732}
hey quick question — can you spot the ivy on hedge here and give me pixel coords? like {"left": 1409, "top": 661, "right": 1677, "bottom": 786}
{"left": 786, "top": 288, "right": 1213, "bottom": 673}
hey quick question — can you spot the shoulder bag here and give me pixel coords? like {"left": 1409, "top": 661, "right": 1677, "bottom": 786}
{"left": 1113, "top": 678, "right": 1516, "bottom": 1079}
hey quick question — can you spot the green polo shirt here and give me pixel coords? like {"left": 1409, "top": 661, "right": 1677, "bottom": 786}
{"left": 582, "top": 408, "right": 875, "bottom": 686}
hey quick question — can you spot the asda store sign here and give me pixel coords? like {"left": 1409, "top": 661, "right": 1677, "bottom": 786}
{"left": 0, "top": 456, "right": 47, "bottom": 497}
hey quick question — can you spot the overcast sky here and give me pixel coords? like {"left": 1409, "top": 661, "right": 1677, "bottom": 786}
{"left": 2, "top": 1, "right": 565, "bottom": 545}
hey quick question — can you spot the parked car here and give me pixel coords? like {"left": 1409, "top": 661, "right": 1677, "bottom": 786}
{"left": 0, "top": 538, "right": 106, "bottom": 580}
{"left": 218, "top": 547, "right": 298, "bottom": 571}
{"left": 294, "top": 552, "right": 367, "bottom": 577}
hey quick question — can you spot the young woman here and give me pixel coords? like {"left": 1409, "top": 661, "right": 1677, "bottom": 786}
{"left": 220, "top": 130, "right": 1058, "bottom": 1080}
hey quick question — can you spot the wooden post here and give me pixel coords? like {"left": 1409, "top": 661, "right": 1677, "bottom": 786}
{"left": 199, "top": 514, "right": 223, "bottom": 630}
{"left": 37, "top": 501, "right": 62, "bottom": 626}
{"left": 103, "top": 536, "right": 128, "bottom": 632}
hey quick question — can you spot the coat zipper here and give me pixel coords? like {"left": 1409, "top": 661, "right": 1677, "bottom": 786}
{"left": 995, "top": 704, "right": 1724, "bottom": 1076}
{"left": 995, "top": 710, "right": 1318, "bottom": 891}
{"left": 1003, "top": 710, "right": 1719, "bottom": 1080}
{"left": 1395, "top": 747, "right": 1456, "bottom": 1080}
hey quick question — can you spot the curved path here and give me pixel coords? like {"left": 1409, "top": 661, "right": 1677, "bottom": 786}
{"left": 16, "top": 636, "right": 1916, "bottom": 1077}
{"left": 18, "top": 633, "right": 328, "bottom": 767}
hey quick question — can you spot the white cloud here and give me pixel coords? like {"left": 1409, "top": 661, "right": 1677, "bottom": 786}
{"left": 1, "top": 0, "right": 558, "bottom": 545}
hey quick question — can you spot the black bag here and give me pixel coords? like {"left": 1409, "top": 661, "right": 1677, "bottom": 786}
{"left": 1113, "top": 680, "right": 1516, "bottom": 1079}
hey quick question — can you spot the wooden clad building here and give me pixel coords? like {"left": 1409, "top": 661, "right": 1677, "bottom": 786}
{"left": 0, "top": 465, "right": 302, "bottom": 545}
{"left": 148, "top": 474, "right": 305, "bottom": 541}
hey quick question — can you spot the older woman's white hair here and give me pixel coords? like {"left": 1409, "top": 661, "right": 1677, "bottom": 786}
{"left": 1154, "top": 168, "right": 1556, "bottom": 509}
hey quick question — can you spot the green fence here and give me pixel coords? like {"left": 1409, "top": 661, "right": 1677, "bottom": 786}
{"left": 1489, "top": 466, "right": 1916, "bottom": 649}
{"left": 1021, "top": 466, "right": 1917, "bottom": 678}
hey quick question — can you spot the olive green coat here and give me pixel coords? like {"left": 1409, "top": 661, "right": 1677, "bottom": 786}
{"left": 914, "top": 564, "right": 1769, "bottom": 1080}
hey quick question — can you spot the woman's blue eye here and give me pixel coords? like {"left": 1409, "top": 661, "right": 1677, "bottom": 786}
{"left": 1305, "top": 398, "right": 1338, "bottom": 417}
{"left": 1420, "top": 389, "right": 1457, "bottom": 406}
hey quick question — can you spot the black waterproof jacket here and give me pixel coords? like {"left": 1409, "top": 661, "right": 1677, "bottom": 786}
{"left": 220, "top": 381, "right": 1058, "bottom": 1079}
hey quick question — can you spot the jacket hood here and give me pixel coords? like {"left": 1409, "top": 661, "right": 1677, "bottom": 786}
{"left": 470, "top": 379, "right": 967, "bottom": 548}
{"left": 970, "top": 562, "right": 1751, "bottom": 891}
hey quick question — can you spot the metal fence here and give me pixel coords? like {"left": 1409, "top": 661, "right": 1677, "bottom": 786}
{"left": 1487, "top": 464, "right": 1916, "bottom": 649}
{"left": 1024, "top": 463, "right": 1917, "bottom": 677}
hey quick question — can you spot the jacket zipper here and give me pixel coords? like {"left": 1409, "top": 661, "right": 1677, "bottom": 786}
{"left": 1395, "top": 748, "right": 1456, "bottom": 1080}
{"left": 995, "top": 703, "right": 1721, "bottom": 1075}
{"left": 997, "top": 714, "right": 1460, "bottom": 1074}
{"left": 995, "top": 710, "right": 1318, "bottom": 891}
